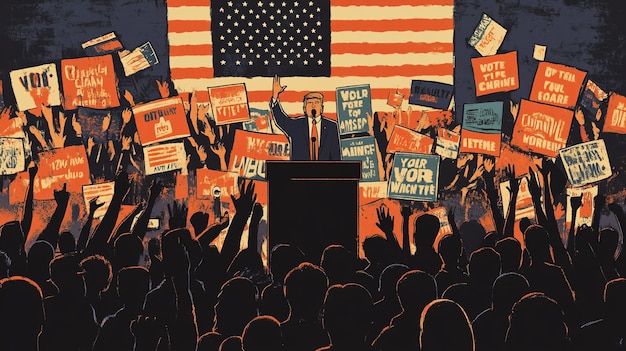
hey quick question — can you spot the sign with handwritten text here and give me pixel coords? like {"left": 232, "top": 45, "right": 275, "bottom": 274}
{"left": 529, "top": 62, "right": 587, "bottom": 109}
{"left": 559, "top": 140, "right": 612, "bottom": 187}
{"left": 435, "top": 129, "right": 460, "bottom": 160}
{"left": 34, "top": 145, "right": 91, "bottom": 200}
{"left": 409, "top": 80, "right": 453, "bottom": 110}
{"left": 341, "top": 136, "right": 379, "bottom": 182}
{"left": 82, "top": 182, "right": 115, "bottom": 219}
{"left": 471, "top": 51, "right": 519, "bottom": 96}
{"left": 209, "top": 83, "right": 251, "bottom": 125}
{"left": 511, "top": 99, "right": 573, "bottom": 157}
{"left": 10, "top": 63, "right": 61, "bottom": 111}
{"left": 468, "top": 13, "right": 507, "bottom": 56}
{"left": 387, "top": 125, "right": 434, "bottom": 154}
{"left": 603, "top": 92, "right": 626, "bottom": 134}
{"left": 336, "top": 84, "right": 372, "bottom": 135}
{"left": 0, "top": 138, "right": 25, "bottom": 175}
{"left": 581, "top": 80, "right": 607, "bottom": 117}
{"left": 61, "top": 55, "right": 120, "bottom": 110}
{"left": 143, "top": 142, "right": 187, "bottom": 175}
{"left": 460, "top": 102, "right": 503, "bottom": 156}
{"left": 229, "top": 130, "right": 290, "bottom": 180}
{"left": 133, "top": 97, "right": 191, "bottom": 146}
{"left": 388, "top": 152, "right": 439, "bottom": 202}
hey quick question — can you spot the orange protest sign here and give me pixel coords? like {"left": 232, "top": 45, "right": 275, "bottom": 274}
{"left": 603, "top": 92, "right": 626, "bottom": 134}
{"left": 133, "top": 97, "right": 191, "bottom": 146}
{"left": 510, "top": 99, "right": 573, "bottom": 157}
{"left": 229, "top": 130, "right": 290, "bottom": 180}
{"left": 82, "top": 182, "right": 115, "bottom": 219}
{"left": 208, "top": 83, "right": 251, "bottom": 125}
{"left": 359, "top": 181, "right": 388, "bottom": 206}
{"left": 34, "top": 145, "right": 91, "bottom": 200}
{"left": 196, "top": 169, "right": 268, "bottom": 206}
{"left": 529, "top": 62, "right": 586, "bottom": 109}
{"left": 471, "top": 51, "right": 519, "bottom": 96}
{"left": 387, "top": 125, "right": 434, "bottom": 154}
{"left": 61, "top": 55, "right": 120, "bottom": 110}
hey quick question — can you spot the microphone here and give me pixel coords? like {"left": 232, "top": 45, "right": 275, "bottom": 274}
{"left": 311, "top": 108, "right": 317, "bottom": 118}
{"left": 311, "top": 136, "right": 317, "bottom": 160}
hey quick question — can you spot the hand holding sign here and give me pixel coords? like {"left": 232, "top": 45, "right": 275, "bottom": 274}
{"left": 156, "top": 80, "right": 170, "bottom": 99}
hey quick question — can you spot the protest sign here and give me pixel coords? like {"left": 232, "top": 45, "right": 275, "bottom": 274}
{"left": 388, "top": 152, "right": 439, "bottom": 202}
{"left": 143, "top": 142, "right": 187, "bottom": 175}
{"left": 395, "top": 109, "right": 453, "bottom": 132}
{"left": 566, "top": 185, "right": 598, "bottom": 229}
{"left": 500, "top": 175, "right": 537, "bottom": 222}
{"left": 341, "top": 136, "right": 379, "bottom": 182}
{"left": 511, "top": 99, "right": 573, "bottom": 157}
{"left": 61, "top": 55, "right": 120, "bottom": 110}
{"left": 471, "top": 51, "right": 519, "bottom": 96}
{"left": 208, "top": 83, "right": 251, "bottom": 125}
{"left": 603, "top": 92, "right": 626, "bottom": 134}
{"left": 119, "top": 42, "right": 159, "bottom": 76}
{"left": 77, "top": 107, "right": 122, "bottom": 144}
{"left": 197, "top": 168, "right": 268, "bottom": 207}
{"left": 435, "top": 128, "right": 460, "bottom": 160}
{"left": 468, "top": 13, "right": 507, "bottom": 56}
{"left": 133, "top": 97, "right": 191, "bottom": 146}
{"left": 34, "top": 145, "right": 91, "bottom": 200}
{"left": 387, "top": 90, "right": 404, "bottom": 108}
{"left": 387, "top": 125, "right": 434, "bottom": 154}
{"left": 408, "top": 80, "right": 453, "bottom": 110}
{"left": 229, "top": 130, "right": 290, "bottom": 180}
{"left": 81, "top": 32, "right": 124, "bottom": 56}
{"left": 10, "top": 63, "right": 61, "bottom": 111}
{"left": 336, "top": 84, "right": 372, "bottom": 135}
{"left": 529, "top": 62, "right": 587, "bottom": 109}
{"left": 559, "top": 139, "right": 612, "bottom": 187}
{"left": 0, "top": 138, "right": 25, "bottom": 175}
{"left": 242, "top": 108, "right": 271, "bottom": 133}
{"left": 82, "top": 182, "right": 115, "bottom": 219}
{"left": 580, "top": 80, "right": 607, "bottom": 117}
{"left": 460, "top": 102, "right": 503, "bottom": 157}
{"left": 9, "top": 171, "right": 29, "bottom": 205}
{"left": 533, "top": 44, "right": 547, "bottom": 61}
{"left": 359, "top": 181, "right": 388, "bottom": 205}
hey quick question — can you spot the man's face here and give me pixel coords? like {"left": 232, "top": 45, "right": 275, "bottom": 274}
{"left": 304, "top": 98, "right": 323, "bottom": 117}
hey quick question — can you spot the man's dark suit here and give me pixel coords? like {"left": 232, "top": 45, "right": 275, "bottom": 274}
{"left": 270, "top": 100, "right": 341, "bottom": 160}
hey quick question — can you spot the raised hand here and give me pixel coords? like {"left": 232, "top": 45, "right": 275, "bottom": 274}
{"left": 54, "top": 183, "right": 70, "bottom": 205}
{"left": 537, "top": 158, "right": 553, "bottom": 179}
{"left": 86, "top": 137, "right": 95, "bottom": 156}
{"left": 156, "top": 80, "right": 170, "bottom": 99}
{"left": 570, "top": 195, "right": 582, "bottom": 213}
{"left": 88, "top": 196, "right": 105, "bottom": 215}
{"left": 526, "top": 168, "right": 542, "bottom": 201}
{"left": 114, "top": 170, "right": 132, "bottom": 198}
{"left": 401, "top": 205, "right": 412, "bottom": 219}
{"left": 231, "top": 179, "right": 257, "bottom": 216}
{"left": 574, "top": 107, "right": 585, "bottom": 125}
{"left": 196, "top": 144, "right": 208, "bottom": 163}
{"left": 510, "top": 100, "right": 520, "bottom": 121}
{"left": 49, "top": 111, "right": 67, "bottom": 149}
{"left": 483, "top": 158, "right": 495, "bottom": 174}
{"left": 505, "top": 164, "right": 519, "bottom": 195}
{"left": 121, "top": 108, "right": 133, "bottom": 127}
{"left": 251, "top": 203, "right": 264, "bottom": 222}
{"left": 272, "top": 75, "right": 287, "bottom": 100}
{"left": 376, "top": 205, "right": 394, "bottom": 235}
{"left": 167, "top": 201, "right": 188, "bottom": 229}
{"left": 102, "top": 112, "right": 111, "bottom": 131}
{"left": 121, "top": 135, "right": 132, "bottom": 151}
{"left": 71, "top": 114, "right": 82, "bottom": 136}
{"left": 210, "top": 142, "right": 226, "bottom": 158}
{"left": 148, "top": 180, "right": 164, "bottom": 202}
{"left": 124, "top": 90, "right": 135, "bottom": 107}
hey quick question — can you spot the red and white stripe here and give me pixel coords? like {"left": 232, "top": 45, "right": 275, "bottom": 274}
{"left": 166, "top": 0, "right": 454, "bottom": 117}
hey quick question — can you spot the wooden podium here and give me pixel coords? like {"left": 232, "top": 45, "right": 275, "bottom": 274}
{"left": 266, "top": 161, "right": 361, "bottom": 265}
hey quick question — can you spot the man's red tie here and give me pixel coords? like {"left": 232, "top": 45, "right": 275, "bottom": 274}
{"left": 310, "top": 119, "right": 318, "bottom": 160}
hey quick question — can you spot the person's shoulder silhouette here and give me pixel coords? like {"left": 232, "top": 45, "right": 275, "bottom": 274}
{"left": 0, "top": 276, "right": 44, "bottom": 351}
{"left": 420, "top": 298, "right": 474, "bottom": 351}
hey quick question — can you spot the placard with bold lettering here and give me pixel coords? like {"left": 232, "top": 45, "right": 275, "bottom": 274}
{"left": 143, "top": 142, "right": 187, "bottom": 175}
{"left": 566, "top": 185, "right": 598, "bottom": 228}
{"left": 120, "top": 42, "right": 159, "bottom": 76}
{"left": 242, "top": 108, "right": 271, "bottom": 133}
{"left": 61, "top": 55, "right": 120, "bottom": 110}
{"left": 82, "top": 182, "right": 115, "bottom": 219}
{"left": 10, "top": 63, "right": 61, "bottom": 111}
{"left": 34, "top": 145, "right": 91, "bottom": 200}
{"left": 468, "top": 13, "right": 507, "bottom": 56}
{"left": 511, "top": 99, "right": 573, "bottom": 157}
{"left": 581, "top": 80, "right": 607, "bottom": 117}
{"left": 559, "top": 140, "right": 612, "bottom": 187}
{"left": 435, "top": 128, "right": 460, "bottom": 160}
{"left": 0, "top": 138, "right": 25, "bottom": 175}
{"left": 196, "top": 169, "right": 240, "bottom": 200}
{"left": 133, "top": 97, "right": 191, "bottom": 146}
{"left": 359, "top": 181, "right": 388, "bottom": 205}
{"left": 387, "top": 90, "right": 404, "bottom": 108}
{"left": 341, "top": 136, "right": 379, "bottom": 182}
{"left": 387, "top": 125, "right": 434, "bottom": 154}
{"left": 388, "top": 152, "right": 439, "bottom": 202}
{"left": 408, "top": 80, "right": 454, "bottom": 110}
{"left": 529, "top": 62, "right": 587, "bottom": 109}
{"left": 336, "top": 84, "right": 372, "bottom": 135}
{"left": 208, "top": 83, "right": 251, "bottom": 125}
{"left": 460, "top": 102, "right": 503, "bottom": 156}
{"left": 603, "top": 92, "right": 626, "bottom": 134}
{"left": 82, "top": 32, "right": 124, "bottom": 56}
{"left": 471, "top": 51, "right": 519, "bottom": 96}
{"left": 229, "top": 130, "right": 290, "bottom": 180}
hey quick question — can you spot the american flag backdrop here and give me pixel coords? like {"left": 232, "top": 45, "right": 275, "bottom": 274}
{"left": 166, "top": 0, "right": 454, "bottom": 117}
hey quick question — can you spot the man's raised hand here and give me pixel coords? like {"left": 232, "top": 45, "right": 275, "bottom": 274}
{"left": 272, "top": 75, "right": 287, "bottom": 100}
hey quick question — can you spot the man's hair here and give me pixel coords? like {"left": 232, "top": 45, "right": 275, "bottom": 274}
{"left": 303, "top": 92, "right": 324, "bottom": 103}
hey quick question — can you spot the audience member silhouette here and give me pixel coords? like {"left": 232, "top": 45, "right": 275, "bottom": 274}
{"left": 59, "top": 231, "right": 77, "bottom": 255}
{"left": 572, "top": 224, "right": 606, "bottom": 324}
{"left": 241, "top": 315, "right": 283, "bottom": 351}
{"left": 0, "top": 221, "right": 27, "bottom": 277}
{"left": 420, "top": 299, "right": 474, "bottom": 351}
{"left": 0, "top": 276, "right": 45, "bottom": 351}
{"left": 281, "top": 262, "right": 329, "bottom": 351}
{"left": 597, "top": 227, "right": 621, "bottom": 282}
{"left": 459, "top": 220, "right": 488, "bottom": 263}
{"left": 435, "top": 233, "right": 469, "bottom": 295}
{"left": 372, "top": 270, "right": 437, "bottom": 351}
{"left": 79, "top": 254, "right": 113, "bottom": 324}
{"left": 320, "top": 245, "right": 359, "bottom": 286}
{"left": 369, "top": 263, "right": 409, "bottom": 343}
{"left": 495, "top": 236, "right": 523, "bottom": 273}
{"left": 26, "top": 240, "right": 57, "bottom": 297}
{"left": 218, "top": 336, "right": 243, "bottom": 351}
{"left": 409, "top": 214, "right": 442, "bottom": 275}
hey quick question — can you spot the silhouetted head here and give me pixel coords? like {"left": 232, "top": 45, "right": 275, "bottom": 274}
{"left": 468, "top": 247, "right": 501, "bottom": 289}
{"left": 269, "top": 243, "right": 305, "bottom": 285}
{"left": 397, "top": 270, "right": 437, "bottom": 315}
{"left": 378, "top": 263, "right": 410, "bottom": 299}
{"left": 420, "top": 299, "right": 474, "bottom": 351}
{"left": 575, "top": 224, "right": 595, "bottom": 254}
{"left": 161, "top": 228, "right": 193, "bottom": 277}
{"left": 242, "top": 315, "right": 282, "bottom": 351}
{"left": 0, "top": 276, "right": 44, "bottom": 350}
{"left": 523, "top": 225, "right": 551, "bottom": 264}
{"left": 79, "top": 254, "right": 112, "bottom": 295}
{"left": 413, "top": 214, "right": 440, "bottom": 249}
{"left": 227, "top": 248, "right": 265, "bottom": 282}
{"left": 459, "top": 220, "right": 487, "bottom": 259}
{"left": 495, "top": 237, "right": 522, "bottom": 273}
{"left": 117, "top": 266, "right": 150, "bottom": 309}
{"left": 598, "top": 228, "right": 619, "bottom": 262}
{"left": 0, "top": 250, "right": 10, "bottom": 279}
{"left": 322, "top": 283, "right": 373, "bottom": 347}
{"left": 214, "top": 277, "right": 259, "bottom": 337}
{"left": 49, "top": 254, "right": 84, "bottom": 296}
{"left": 492, "top": 272, "right": 530, "bottom": 314}
{"left": 113, "top": 233, "right": 144, "bottom": 270}
{"left": 190, "top": 211, "right": 210, "bottom": 236}
{"left": 362, "top": 235, "right": 390, "bottom": 266}
{"left": 506, "top": 293, "right": 568, "bottom": 351}
{"left": 518, "top": 217, "right": 532, "bottom": 235}
{"left": 0, "top": 221, "right": 24, "bottom": 256}
{"left": 604, "top": 278, "right": 626, "bottom": 324}
{"left": 58, "top": 231, "right": 76, "bottom": 254}
{"left": 438, "top": 234, "right": 463, "bottom": 266}
{"left": 353, "top": 270, "right": 377, "bottom": 298}
{"left": 219, "top": 336, "right": 243, "bottom": 351}
{"left": 27, "top": 240, "right": 54, "bottom": 280}
{"left": 320, "top": 245, "right": 356, "bottom": 285}
{"left": 482, "top": 231, "right": 498, "bottom": 248}
{"left": 284, "top": 262, "right": 328, "bottom": 320}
